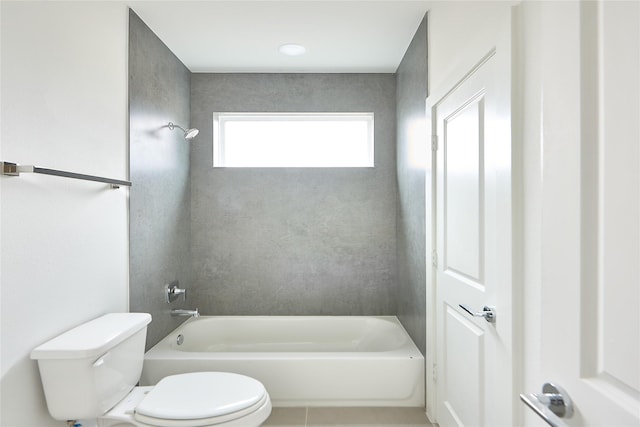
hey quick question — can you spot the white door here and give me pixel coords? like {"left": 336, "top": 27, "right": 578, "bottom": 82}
{"left": 522, "top": 1, "right": 640, "bottom": 426}
{"left": 432, "top": 13, "right": 516, "bottom": 427}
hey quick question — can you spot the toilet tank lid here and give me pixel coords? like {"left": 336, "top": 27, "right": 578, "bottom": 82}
{"left": 31, "top": 313, "right": 152, "bottom": 360}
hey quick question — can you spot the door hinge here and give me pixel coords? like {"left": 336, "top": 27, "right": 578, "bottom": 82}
{"left": 432, "top": 363, "right": 437, "bottom": 383}
{"left": 432, "top": 250, "right": 438, "bottom": 268}
{"left": 431, "top": 135, "right": 438, "bottom": 151}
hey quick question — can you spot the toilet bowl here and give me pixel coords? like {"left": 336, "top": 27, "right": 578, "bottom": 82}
{"left": 30, "top": 313, "right": 272, "bottom": 427}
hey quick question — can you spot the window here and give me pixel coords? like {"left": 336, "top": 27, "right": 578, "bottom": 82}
{"left": 213, "top": 113, "right": 374, "bottom": 167}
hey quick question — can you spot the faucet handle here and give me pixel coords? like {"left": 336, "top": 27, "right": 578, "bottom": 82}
{"left": 165, "top": 281, "right": 187, "bottom": 303}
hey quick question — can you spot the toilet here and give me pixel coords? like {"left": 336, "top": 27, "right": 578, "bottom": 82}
{"left": 30, "top": 313, "right": 272, "bottom": 427}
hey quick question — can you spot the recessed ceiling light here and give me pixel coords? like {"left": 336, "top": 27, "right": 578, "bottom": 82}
{"left": 279, "top": 43, "right": 307, "bottom": 56}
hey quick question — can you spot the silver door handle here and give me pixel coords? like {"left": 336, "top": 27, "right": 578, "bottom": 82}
{"left": 459, "top": 304, "right": 496, "bottom": 323}
{"left": 520, "top": 383, "right": 574, "bottom": 427}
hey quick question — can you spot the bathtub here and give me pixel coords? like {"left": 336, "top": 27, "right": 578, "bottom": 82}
{"left": 141, "top": 316, "right": 425, "bottom": 407}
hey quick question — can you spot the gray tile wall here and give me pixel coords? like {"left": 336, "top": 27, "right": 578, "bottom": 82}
{"left": 189, "top": 74, "right": 398, "bottom": 315}
{"left": 129, "top": 18, "right": 428, "bottom": 349}
{"left": 396, "top": 16, "right": 428, "bottom": 354}
{"left": 129, "top": 10, "right": 193, "bottom": 349}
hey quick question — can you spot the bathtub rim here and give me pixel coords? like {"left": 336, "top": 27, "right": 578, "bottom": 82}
{"left": 144, "top": 315, "right": 424, "bottom": 359}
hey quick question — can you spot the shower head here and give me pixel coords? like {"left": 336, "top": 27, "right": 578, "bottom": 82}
{"left": 167, "top": 122, "right": 199, "bottom": 141}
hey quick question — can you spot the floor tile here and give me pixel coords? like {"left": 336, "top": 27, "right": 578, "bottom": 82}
{"left": 263, "top": 407, "right": 307, "bottom": 426}
{"left": 306, "top": 407, "right": 433, "bottom": 427}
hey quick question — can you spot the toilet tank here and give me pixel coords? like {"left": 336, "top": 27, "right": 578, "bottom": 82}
{"left": 31, "top": 313, "right": 152, "bottom": 420}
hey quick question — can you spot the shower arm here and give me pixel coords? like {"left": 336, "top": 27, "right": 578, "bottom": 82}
{"left": 167, "top": 122, "right": 186, "bottom": 132}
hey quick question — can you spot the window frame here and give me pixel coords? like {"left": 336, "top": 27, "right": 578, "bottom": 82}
{"left": 212, "top": 112, "right": 375, "bottom": 168}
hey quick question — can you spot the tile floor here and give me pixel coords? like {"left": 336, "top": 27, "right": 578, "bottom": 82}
{"left": 263, "top": 407, "right": 434, "bottom": 427}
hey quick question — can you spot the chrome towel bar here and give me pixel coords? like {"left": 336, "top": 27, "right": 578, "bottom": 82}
{"left": 1, "top": 161, "right": 131, "bottom": 188}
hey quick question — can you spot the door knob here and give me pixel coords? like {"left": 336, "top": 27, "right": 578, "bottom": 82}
{"left": 520, "top": 382, "right": 574, "bottom": 427}
{"left": 459, "top": 304, "right": 496, "bottom": 323}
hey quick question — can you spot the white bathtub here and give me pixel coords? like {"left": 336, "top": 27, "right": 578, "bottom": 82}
{"left": 141, "top": 316, "right": 425, "bottom": 407}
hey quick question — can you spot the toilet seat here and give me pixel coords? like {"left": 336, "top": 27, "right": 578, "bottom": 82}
{"left": 133, "top": 372, "right": 269, "bottom": 427}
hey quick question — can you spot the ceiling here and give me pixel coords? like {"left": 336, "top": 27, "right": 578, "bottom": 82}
{"left": 128, "top": 1, "right": 429, "bottom": 73}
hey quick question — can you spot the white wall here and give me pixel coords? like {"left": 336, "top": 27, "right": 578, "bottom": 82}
{"left": 0, "top": 2, "right": 129, "bottom": 425}
{"left": 427, "top": 1, "right": 515, "bottom": 96}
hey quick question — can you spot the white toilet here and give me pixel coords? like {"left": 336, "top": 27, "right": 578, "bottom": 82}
{"left": 30, "top": 313, "right": 272, "bottom": 427}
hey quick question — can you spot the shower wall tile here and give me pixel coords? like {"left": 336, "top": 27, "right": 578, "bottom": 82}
{"left": 396, "top": 16, "right": 428, "bottom": 354}
{"left": 129, "top": 10, "right": 192, "bottom": 349}
{"left": 190, "top": 73, "right": 397, "bottom": 316}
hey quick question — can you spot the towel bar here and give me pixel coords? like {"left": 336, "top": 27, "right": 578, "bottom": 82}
{"left": 1, "top": 161, "right": 131, "bottom": 188}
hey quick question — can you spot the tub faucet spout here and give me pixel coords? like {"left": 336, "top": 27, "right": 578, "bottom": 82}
{"left": 171, "top": 308, "right": 199, "bottom": 318}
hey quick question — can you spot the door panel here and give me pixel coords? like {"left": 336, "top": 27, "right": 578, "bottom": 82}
{"left": 596, "top": 0, "right": 640, "bottom": 398}
{"left": 443, "top": 306, "right": 485, "bottom": 426}
{"left": 443, "top": 96, "right": 484, "bottom": 282}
